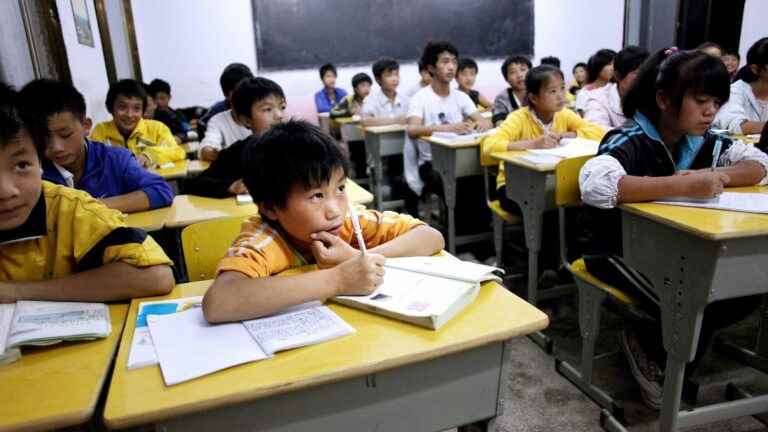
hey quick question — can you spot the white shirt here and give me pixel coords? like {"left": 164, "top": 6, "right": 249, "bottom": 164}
{"left": 404, "top": 86, "right": 477, "bottom": 195}
{"left": 714, "top": 80, "right": 768, "bottom": 134}
{"left": 200, "top": 109, "right": 251, "bottom": 155}
{"left": 575, "top": 85, "right": 602, "bottom": 112}
{"left": 583, "top": 83, "right": 626, "bottom": 130}
{"left": 405, "top": 82, "right": 429, "bottom": 99}
{"left": 362, "top": 88, "right": 409, "bottom": 119}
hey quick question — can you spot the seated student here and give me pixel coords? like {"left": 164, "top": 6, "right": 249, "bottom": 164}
{"left": 405, "top": 60, "right": 432, "bottom": 99}
{"left": 0, "top": 83, "right": 174, "bottom": 301}
{"left": 184, "top": 77, "right": 285, "bottom": 198}
{"left": 567, "top": 62, "right": 589, "bottom": 105}
{"left": 722, "top": 49, "right": 740, "bottom": 82}
{"left": 405, "top": 40, "right": 492, "bottom": 218}
{"left": 579, "top": 49, "right": 768, "bottom": 408}
{"left": 314, "top": 63, "right": 348, "bottom": 114}
{"left": 142, "top": 83, "right": 157, "bottom": 120}
{"left": 456, "top": 58, "right": 492, "bottom": 110}
{"left": 202, "top": 120, "right": 444, "bottom": 322}
{"left": 148, "top": 78, "right": 190, "bottom": 144}
{"left": 540, "top": 56, "right": 561, "bottom": 69}
{"left": 198, "top": 101, "right": 251, "bottom": 162}
{"left": 492, "top": 55, "right": 531, "bottom": 126}
{"left": 714, "top": 37, "right": 768, "bottom": 135}
{"left": 575, "top": 49, "right": 616, "bottom": 115}
{"left": 584, "top": 46, "right": 649, "bottom": 129}
{"left": 697, "top": 41, "right": 723, "bottom": 58}
{"left": 18, "top": 79, "right": 173, "bottom": 213}
{"left": 200, "top": 63, "right": 254, "bottom": 127}
{"left": 330, "top": 72, "right": 372, "bottom": 118}
{"left": 90, "top": 79, "right": 186, "bottom": 168}
{"left": 361, "top": 57, "right": 409, "bottom": 126}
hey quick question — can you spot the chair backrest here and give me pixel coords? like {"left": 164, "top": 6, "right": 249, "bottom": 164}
{"left": 181, "top": 216, "right": 247, "bottom": 282}
{"left": 554, "top": 155, "right": 593, "bottom": 207}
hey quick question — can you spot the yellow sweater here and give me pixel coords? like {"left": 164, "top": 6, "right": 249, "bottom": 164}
{"left": 90, "top": 118, "right": 186, "bottom": 165}
{"left": 483, "top": 107, "right": 606, "bottom": 189}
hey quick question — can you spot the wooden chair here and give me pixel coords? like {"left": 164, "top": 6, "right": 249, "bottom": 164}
{"left": 180, "top": 216, "right": 247, "bottom": 282}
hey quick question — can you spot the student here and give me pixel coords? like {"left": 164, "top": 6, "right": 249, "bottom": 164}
{"left": 584, "top": 46, "right": 649, "bottom": 129}
{"left": 405, "top": 40, "right": 492, "bottom": 217}
{"left": 90, "top": 79, "right": 186, "bottom": 168}
{"left": 361, "top": 57, "right": 409, "bottom": 126}
{"left": 697, "top": 41, "right": 723, "bottom": 58}
{"left": 713, "top": 37, "right": 768, "bottom": 135}
{"left": 540, "top": 56, "right": 561, "bottom": 69}
{"left": 405, "top": 60, "right": 432, "bottom": 99}
{"left": 579, "top": 49, "right": 768, "bottom": 408}
{"left": 483, "top": 65, "right": 605, "bottom": 213}
{"left": 148, "top": 78, "right": 190, "bottom": 143}
{"left": 200, "top": 63, "right": 254, "bottom": 126}
{"left": 330, "top": 72, "right": 372, "bottom": 118}
{"left": 722, "top": 49, "right": 740, "bottom": 82}
{"left": 455, "top": 58, "right": 492, "bottom": 110}
{"left": 143, "top": 83, "right": 157, "bottom": 120}
{"left": 0, "top": 82, "right": 173, "bottom": 301}
{"left": 198, "top": 98, "right": 251, "bottom": 162}
{"left": 201, "top": 120, "right": 444, "bottom": 322}
{"left": 568, "top": 62, "right": 588, "bottom": 101}
{"left": 575, "top": 49, "right": 616, "bottom": 114}
{"left": 184, "top": 77, "right": 285, "bottom": 198}
{"left": 18, "top": 79, "right": 173, "bottom": 214}
{"left": 492, "top": 55, "right": 531, "bottom": 126}
{"left": 314, "top": 63, "right": 348, "bottom": 114}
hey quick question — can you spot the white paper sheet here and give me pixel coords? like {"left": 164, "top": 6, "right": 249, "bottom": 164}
{"left": 654, "top": 192, "right": 768, "bottom": 214}
{"left": 528, "top": 138, "right": 599, "bottom": 159}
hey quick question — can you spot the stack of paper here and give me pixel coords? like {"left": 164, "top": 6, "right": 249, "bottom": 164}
{"left": 654, "top": 192, "right": 768, "bottom": 214}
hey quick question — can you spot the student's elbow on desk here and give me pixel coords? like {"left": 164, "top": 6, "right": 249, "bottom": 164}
{"left": 202, "top": 272, "right": 247, "bottom": 323}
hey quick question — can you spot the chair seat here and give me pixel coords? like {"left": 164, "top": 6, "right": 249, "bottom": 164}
{"left": 567, "top": 258, "right": 636, "bottom": 305}
{"left": 488, "top": 200, "right": 522, "bottom": 225}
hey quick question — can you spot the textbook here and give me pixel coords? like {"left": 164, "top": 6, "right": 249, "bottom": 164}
{"left": 528, "top": 137, "right": 599, "bottom": 159}
{"left": 0, "top": 301, "right": 111, "bottom": 364}
{"left": 654, "top": 192, "right": 768, "bottom": 214}
{"left": 333, "top": 256, "right": 503, "bottom": 330}
{"left": 146, "top": 301, "right": 355, "bottom": 385}
{"left": 431, "top": 128, "right": 499, "bottom": 145}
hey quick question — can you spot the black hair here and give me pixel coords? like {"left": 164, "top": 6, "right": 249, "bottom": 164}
{"left": 352, "top": 72, "right": 372, "bottom": 89}
{"left": 697, "top": 42, "right": 723, "bottom": 54}
{"left": 231, "top": 77, "right": 286, "bottom": 118}
{"left": 622, "top": 48, "right": 730, "bottom": 120}
{"left": 418, "top": 59, "right": 428, "bottom": 72}
{"left": 0, "top": 82, "right": 45, "bottom": 155}
{"left": 723, "top": 49, "right": 741, "bottom": 61}
{"left": 148, "top": 78, "right": 171, "bottom": 97}
{"left": 457, "top": 58, "right": 478, "bottom": 73}
{"left": 219, "top": 63, "right": 254, "bottom": 97}
{"left": 500, "top": 55, "right": 532, "bottom": 79}
{"left": 319, "top": 63, "right": 337, "bottom": 80}
{"left": 420, "top": 41, "right": 459, "bottom": 73}
{"left": 19, "top": 79, "right": 87, "bottom": 124}
{"left": 540, "top": 56, "right": 561, "bottom": 68}
{"left": 613, "top": 45, "right": 650, "bottom": 80}
{"left": 743, "top": 37, "right": 768, "bottom": 83}
{"left": 524, "top": 65, "right": 564, "bottom": 106}
{"left": 586, "top": 49, "right": 616, "bottom": 83}
{"left": 372, "top": 57, "right": 399, "bottom": 81}
{"left": 242, "top": 119, "right": 349, "bottom": 210}
{"left": 572, "top": 62, "right": 587, "bottom": 74}
{"left": 757, "top": 121, "right": 768, "bottom": 153}
{"left": 105, "top": 79, "right": 147, "bottom": 114}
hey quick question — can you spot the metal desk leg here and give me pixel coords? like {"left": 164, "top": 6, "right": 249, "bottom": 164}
{"left": 364, "top": 132, "right": 384, "bottom": 211}
{"left": 431, "top": 146, "right": 459, "bottom": 253}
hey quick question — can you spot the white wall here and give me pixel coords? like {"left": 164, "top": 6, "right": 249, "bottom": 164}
{"left": 738, "top": 0, "right": 768, "bottom": 68}
{"left": 104, "top": 0, "right": 135, "bottom": 80}
{"left": 57, "top": 0, "right": 111, "bottom": 123}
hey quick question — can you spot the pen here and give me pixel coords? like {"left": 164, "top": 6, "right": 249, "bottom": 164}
{"left": 711, "top": 138, "right": 723, "bottom": 171}
{"left": 348, "top": 205, "right": 366, "bottom": 255}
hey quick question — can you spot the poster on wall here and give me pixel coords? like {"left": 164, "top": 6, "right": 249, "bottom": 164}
{"left": 71, "top": 0, "right": 94, "bottom": 47}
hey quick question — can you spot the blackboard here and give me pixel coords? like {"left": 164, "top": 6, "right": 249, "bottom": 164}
{"left": 253, "top": 0, "right": 534, "bottom": 70}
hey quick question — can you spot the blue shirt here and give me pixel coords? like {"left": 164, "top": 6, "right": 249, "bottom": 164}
{"left": 314, "top": 87, "right": 348, "bottom": 113}
{"left": 42, "top": 139, "right": 174, "bottom": 209}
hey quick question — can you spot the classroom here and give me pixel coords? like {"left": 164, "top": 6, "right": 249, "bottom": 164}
{"left": 1, "top": 0, "right": 768, "bottom": 431}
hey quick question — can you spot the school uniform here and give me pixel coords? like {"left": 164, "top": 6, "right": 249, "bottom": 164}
{"left": 314, "top": 87, "right": 348, "bottom": 114}
{"left": 183, "top": 136, "right": 250, "bottom": 198}
{"left": 216, "top": 207, "right": 424, "bottom": 277}
{"left": 491, "top": 88, "right": 522, "bottom": 125}
{"left": 42, "top": 139, "right": 174, "bottom": 209}
{"left": 713, "top": 79, "right": 768, "bottom": 134}
{"left": 583, "top": 83, "right": 626, "bottom": 130}
{"left": 362, "top": 88, "right": 408, "bottom": 118}
{"left": 199, "top": 109, "right": 250, "bottom": 155}
{"left": 90, "top": 118, "right": 186, "bottom": 166}
{"left": 574, "top": 84, "right": 602, "bottom": 113}
{"left": 200, "top": 99, "right": 229, "bottom": 127}
{"left": 0, "top": 181, "right": 171, "bottom": 281}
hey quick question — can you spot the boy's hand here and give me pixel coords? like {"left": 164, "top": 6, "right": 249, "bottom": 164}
{"left": 682, "top": 171, "right": 730, "bottom": 198}
{"left": 228, "top": 179, "right": 248, "bottom": 195}
{"left": 310, "top": 231, "right": 358, "bottom": 269}
{"left": 533, "top": 134, "right": 559, "bottom": 149}
{"left": 137, "top": 154, "right": 152, "bottom": 168}
{"left": 333, "top": 253, "right": 386, "bottom": 296}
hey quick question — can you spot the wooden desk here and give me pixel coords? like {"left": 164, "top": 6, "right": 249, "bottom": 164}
{"left": 363, "top": 124, "right": 406, "bottom": 211}
{"left": 164, "top": 195, "right": 258, "bottom": 229}
{"left": 424, "top": 135, "right": 492, "bottom": 253}
{"left": 333, "top": 116, "right": 364, "bottom": 143}
{"left": 104, "top": 279, "right": 548, "bottom": 430}
{"left": 619, "top": 186, "right": 768, "bottom": 431}
{"left": 124, "top": 206, "right": 171, "bottom": 232}
{"left": 345, "top": 178, "right": 374, "bottom": 206}
{"left": 151, "top": 160, "right": 189, "bottom": 180}
{"left": 187, "top": 160, "right": 209, "bottom": 175}
{"left": 0, "top": 304, "right": 128, "bottom": 432}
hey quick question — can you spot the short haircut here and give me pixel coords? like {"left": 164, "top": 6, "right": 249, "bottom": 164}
{"left": 105, "top": 79, "right": 147, "bottom": 114}
{"left": 458, "top": 58, "right": 479, "bottom": 74}
{"left": 19, "top": 79, "right": 87, "bottom": 124}
{"left": 418, "top": 59, "right": 428, "bottom": 72}
{"left": 524, "top": 65, "right": 564, "bottom": 105}
{"left": 613, "top": 45, "right": 650, "bottom": 80}
{"left": 587, "top": 49, "right": 617, "bottom": 83}
{"left": 352, "top": 72, "right": 372, "bottom": 89}
{"left": 540, "top": 56, "right": 561, "bottom": 68}
{"left": 242, "top": 119, "right": 349, "bottom": 210}
{"left": 372, "top": 57, "right": 399, "bottom": 80}
{"left": 319, "top": 63, "right": 337, "bottom": 79}
{"left": 572, "top": 62, "right": 587, "bottom": 74}
{"left": 220, "top": 63, "right": 254, "bottom": 96}
{"left": 743, "top": 37, "right": 768, "bottom": 83}
{"left": 622, "top": 48, "right": 730, "bottom": 120}
{"left": 231, "top": 77, "right": 285, "bottom": 118}
{"left": 148, "top": 78, "right": 171, "bottom": 97}
{"left": 0, "top": 82, "right": 44, "bottom": 154}
{"left": 500, "top": 55, "right": 532, "bottom": 79}
{"left": 697, "top": 42, "right": 723, "bottom": 54}
{"left": 420, "top": 41, "right": 459, "bottom": 71}
{"left": 723, "top": 49, "right": 740, "bottom": 60}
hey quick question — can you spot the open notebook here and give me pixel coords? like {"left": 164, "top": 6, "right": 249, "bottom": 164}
{"left": 518, "top": 138, "right": 600, "bottom": 166}
{"left": 0, "top": 301, "right": 111, "bottom": 364}
{"left": 144, "top": 301, "right": 355, "bottom": 386}
{"left": 431, "top": 128, "right": 498, "bottom": 145}
{"left": 333, "top": 256, "right": 503, "bottom": 330}
{"left": 654, "top": 192, "right": 768, "bottom": 214}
